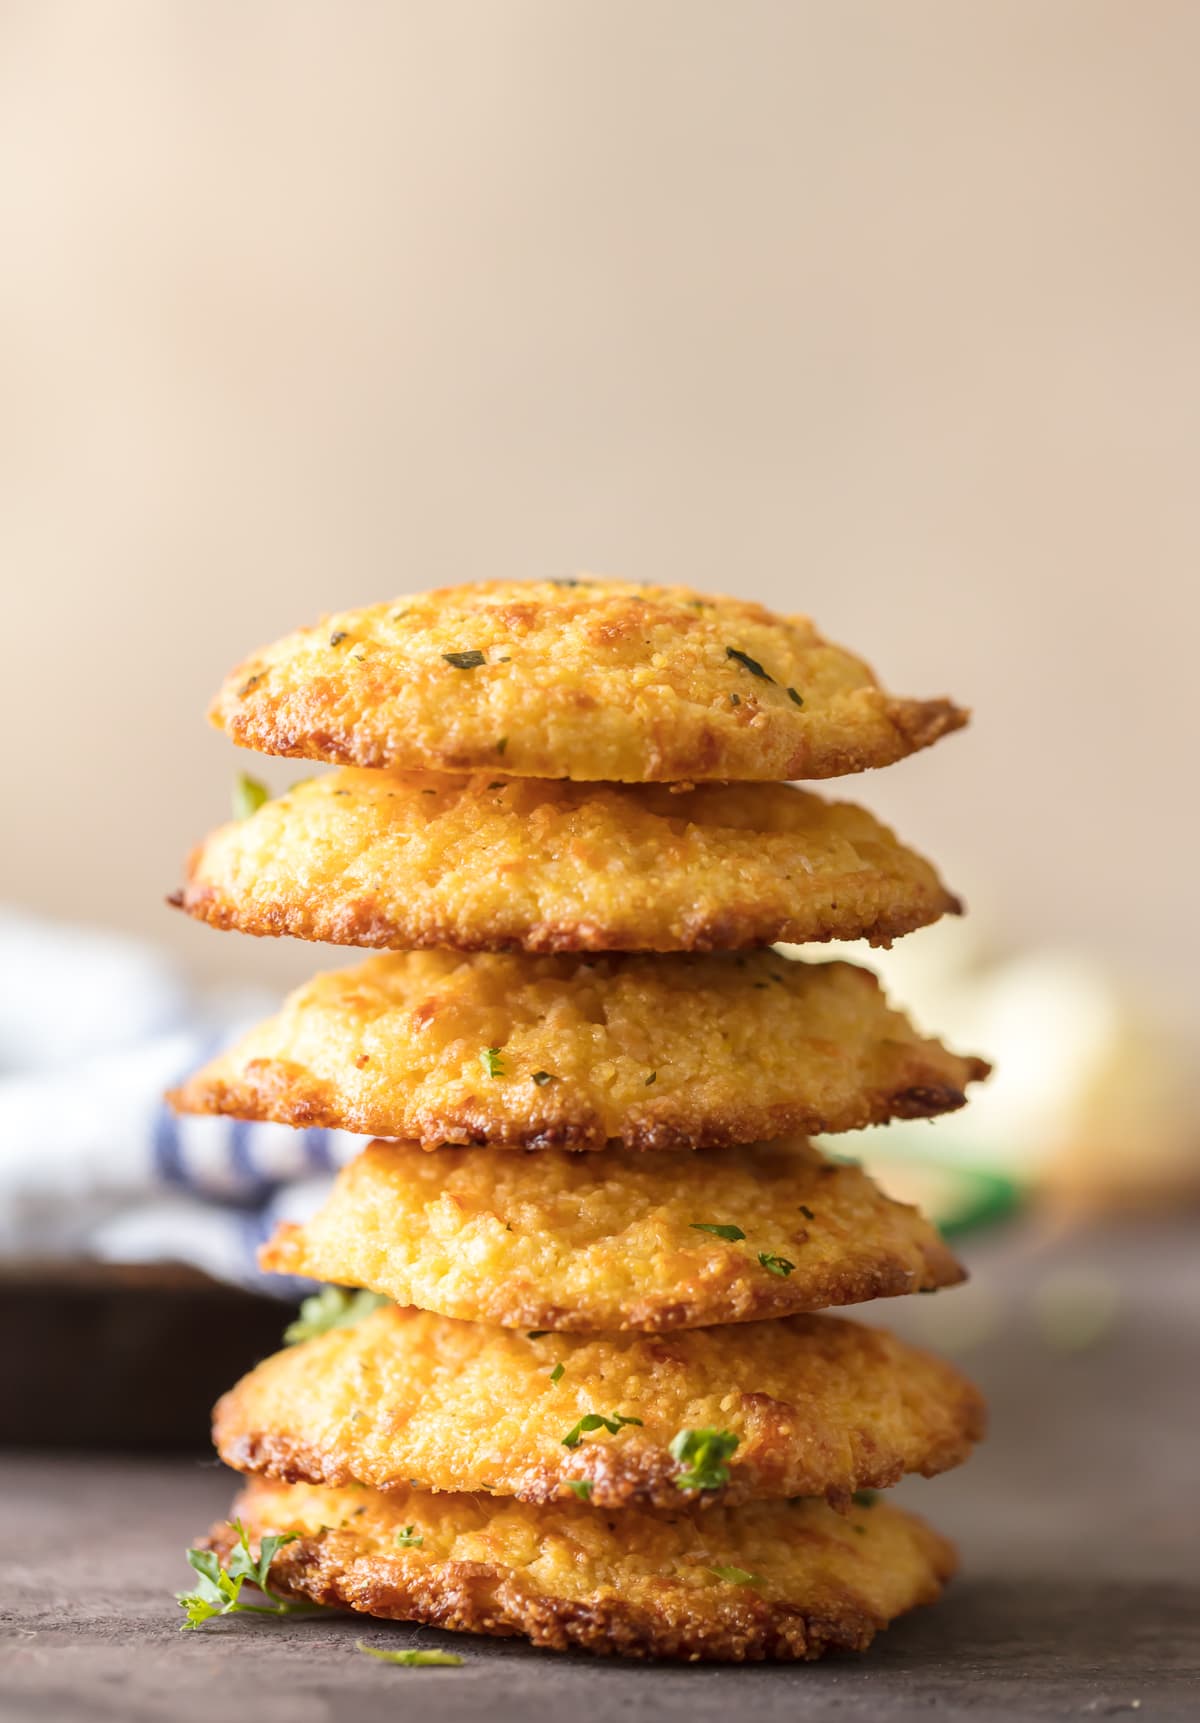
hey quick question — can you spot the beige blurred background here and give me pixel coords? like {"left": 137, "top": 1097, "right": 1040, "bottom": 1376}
{"left": 1, "top": 0, "right": 1197, "bottom": 1017}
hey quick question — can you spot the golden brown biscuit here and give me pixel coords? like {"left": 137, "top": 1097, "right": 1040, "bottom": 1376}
{"left": 173, "top": 772, "right": 960, "bottom": 953}
{"left": 172, "top": 949, "right": 988, "bottom": 1149}
{"left": 259, "top": 1138, "right": 965, "bottom": 1331}
{"left": 213, "top": 1305, "right": 985, "bottom": 1509}
{"left": 209, "top": 580, "right": 966, "bottom": 783}
{"left": 216, "top": 1475, "right": 957, "bottom": 1662}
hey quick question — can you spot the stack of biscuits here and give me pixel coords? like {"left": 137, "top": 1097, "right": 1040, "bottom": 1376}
{"left": 171, "top": 579, "right": 989, "bottom": 1663}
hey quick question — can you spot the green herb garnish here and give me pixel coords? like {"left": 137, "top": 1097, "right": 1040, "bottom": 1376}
{"left": 329, "top": 630, "right": 348, "bottom": 647}
{"left": 561, "top": 1412, "right": 643, "bottom": 1450}
{"left": 356, "top": 1640, "right": 463, "bottom": 1667}
{"left": 549, "top": 1363, "right": 564, "bottom": 1384}
{"left": 726, "top": 646, "right": 774, "bottom": 682}
{"left": 786, "top": 686, "right": 804, "bottom": 707}
{"left": 480, "top": 1046, "right": 505, "bottom": 1079}
{"left": 284, "top": 1286, "right": 390, "bottom": 1345}
{"left": 565, "top": 1479, "right": 594, "bottom": 1501}
{"left": 798, "top": 1204, "right": 815, "bottom": 1221}
{"left": 531, "top": 1071, "right": 555, "bottom": 1086}
{"left": 708, "top": 1565, "right": 762, "bottom": 1586}
{"left": 177, "top": 1521, "right": 317, "bottom": 1630}
{"left": 232, "top": 773, "right": 269, "bottom": 821}
{"left": 442, "top": 649, "right": 486, "bottom": 669}
{"left": 645, "top": 1071, "right": 657, "bottom": 1085}
{"left": 758, "top": 1253, "right": 796, "bottom": 1277}
{"left": 689, "top": 1223, "right": 746, "bottom": 1242}
{"left": 527, "top": 1330, "right": 549, "bottom": 1339}
{"left": 394, "top": 1525, "right": 424, "bottom": 1548}
{"left": 669, "top": 1427, "right": 739, "bottom": 1492}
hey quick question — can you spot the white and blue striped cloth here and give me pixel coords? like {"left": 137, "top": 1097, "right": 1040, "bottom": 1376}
{"left": 0, "top": 909, "right": 360, "bottom": 1295}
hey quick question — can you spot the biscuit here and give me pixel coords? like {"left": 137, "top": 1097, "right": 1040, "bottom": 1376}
{"left": 174, "top": 772, "right": 960, "bottom": 953}
{"left": 209, "top": 580, "right": 966, "bottom": 783}
{"left": 213, "top": 1304, "right": 985, "bottom": 1509}
{"left": 259, "top": 1137, "right": 965, "bottom": 1330}
{"left": 215, "top": 1475, "right": 957, "bottom": 1662}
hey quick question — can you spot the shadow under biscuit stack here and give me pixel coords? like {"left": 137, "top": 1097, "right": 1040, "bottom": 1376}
{"left": 170, "top": 579, "right": 989, "bottom": 1663}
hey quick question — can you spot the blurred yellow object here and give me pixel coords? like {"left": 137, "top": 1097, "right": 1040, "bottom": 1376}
{"left": 788, "top": 922, "right": 1200, "bottom": 1224}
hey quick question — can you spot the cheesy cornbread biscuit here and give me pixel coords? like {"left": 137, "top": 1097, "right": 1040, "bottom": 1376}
{"left": 214, "top": 1305, "right": 984, "bottom": 1509}
{"left": 258, "top": 1138, "right": 965, "bottom": 1330}
{"left": 173, "top": 772, "right": 960, "bottom": 953}
{"left": 209, "top": 580, "right": 966, "bottom": 783}
{"left": 216, "top": 1476, "right": 956, "bottom": 1662}
{"left": 173, "top": 949, "right": 987, "bottom": 1149}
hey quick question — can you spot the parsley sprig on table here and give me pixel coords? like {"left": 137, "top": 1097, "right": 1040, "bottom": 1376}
{"left": 356, "top": 1640, "right": 463, "bottom": 1667}
{"left": 177, "top": 1521, "right": 319, "bottom": 1630}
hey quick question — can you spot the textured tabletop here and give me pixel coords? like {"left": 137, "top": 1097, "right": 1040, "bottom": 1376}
{"left": 3, "top": 1219, "right": 1198, "bottom": 1723}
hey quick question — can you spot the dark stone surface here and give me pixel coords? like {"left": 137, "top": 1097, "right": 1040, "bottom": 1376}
{"left": 3, "top": 1219, "right": 1198, "bottom": 1721}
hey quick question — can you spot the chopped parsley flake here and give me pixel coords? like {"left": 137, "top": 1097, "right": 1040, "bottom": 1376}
{"left": 758, "top": 1253, "right": 796, "bottom": 1277}
{"left": 726, "top": 646, "right": 774, "bottom": 682}
{"left": 232, "top": 772, "right": 270, "bottom": 821}
{"left": 708, "top": 1565, "right": 762, "bottom": 1587}
{"left": 527, "top": 1330, "right": 549, "bottom": 1339}
{"left": 480, "top": 1046, "right": 505, "bottom": 1079}
{"left": 565, "top": 1479, "right": 594, "bottom": 1501}
{"left": 690, "top": 1223, "right": 746, "bottom": 1242}
{"left": 329, "top": 630, "right": 349, "bottom": 647}
{"left": 176, "top": 1520, "right": 317, "bottom": 1630}
{"left": 531, "top": 1071, "right": 555, "bottom": 1086}
{"left": 645, "top": 1071, "right": 657, "bottom": 1085}
{"left": 356, "top": 1641, "right": 463, "bottom": 1667}
{"left": 730, "top": 692, "right": 740, "bottom": 706}
{"left": 442, "top": 649, "right": 486, "bottom": 669}
{"left": 669, "top": 1427, "right": 739, "bottom": 1492}
{"left": 284, "top": 1286, "right": 390, "bottom": 1345}
{"left": 561, "top": 1411, "right": 643, "bottom": 1450}
{"left": 549, "top": 1362, "right": 564, "bottom": 1383}
{"left": 786, "top": 686, "right": 804, "bottom": 707}
{"left": 394, "top": 1525, "right": 423, "bottom": 1548}
{"left": 798, "top": 1205, "right": 815, "bottom": 1221}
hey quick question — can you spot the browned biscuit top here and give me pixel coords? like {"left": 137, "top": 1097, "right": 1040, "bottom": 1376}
{"left": 259, "top": 1136, "right": 966, "bottom": 1331}
{"left": 172, "top": 948, "right": 987, "bottom": 1150}
{"left": 209, "top": 579, "right": 967, "bottom": 783}
{"left": 174, "top": 771, "right": 961, "bottom": 954}
{"left": 213, "top": 1304, "right": 986, "bottom": 1510}
{"left": 218, "top": 1475, "right": 957, "bottom": 1662}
